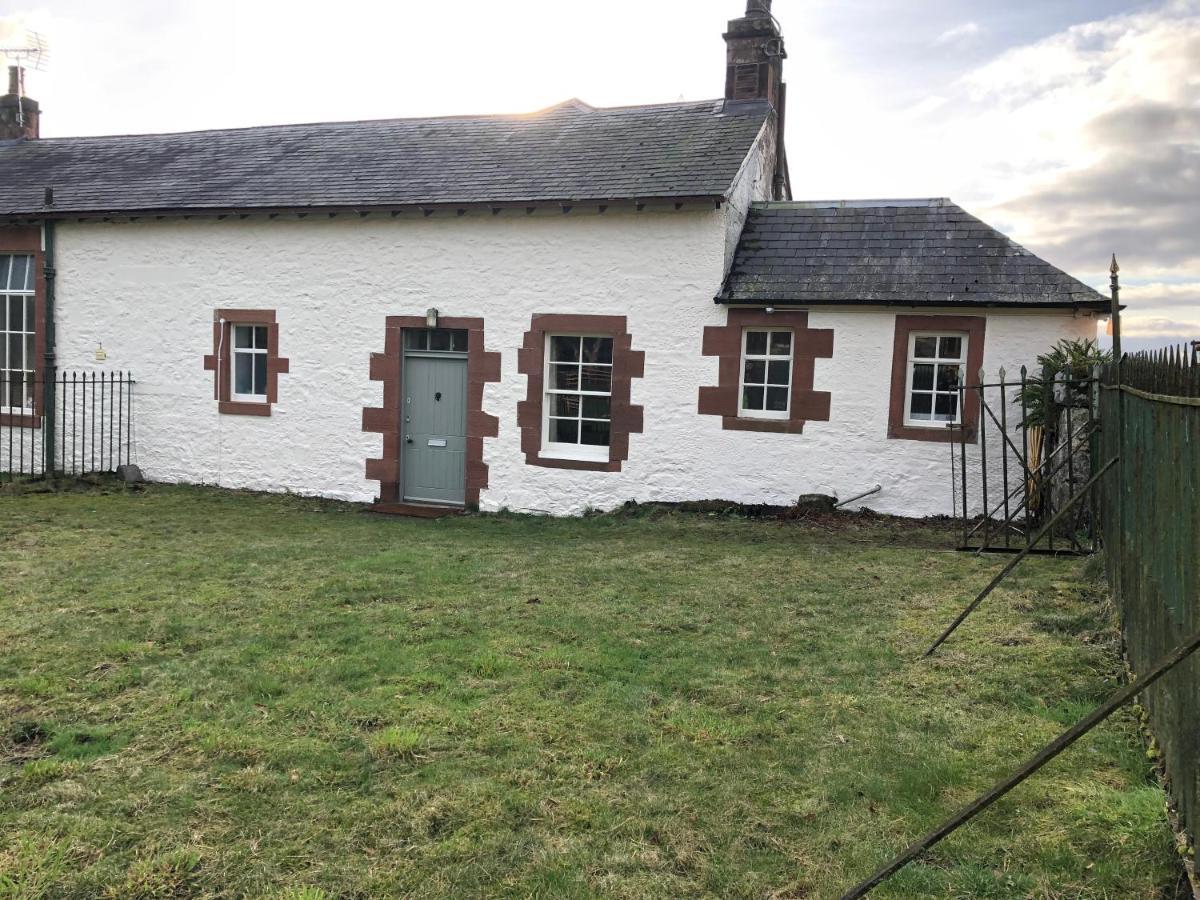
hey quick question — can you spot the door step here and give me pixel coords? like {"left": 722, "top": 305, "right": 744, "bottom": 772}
{"left": 369, "top": 502, "right": 463, "bottom": 519}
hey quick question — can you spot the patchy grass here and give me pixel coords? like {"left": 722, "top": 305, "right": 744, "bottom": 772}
{"left": 0, "top": 484, "right": 1179, "bottom": 898}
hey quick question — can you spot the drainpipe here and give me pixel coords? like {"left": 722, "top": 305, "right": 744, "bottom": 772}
{"left": 42, "top": 218, "right": 56, "bottom": 476}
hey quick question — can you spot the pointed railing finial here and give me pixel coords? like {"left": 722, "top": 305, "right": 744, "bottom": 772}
{"left": 1109, "top": 253, "right": 1123, "bottom": 363}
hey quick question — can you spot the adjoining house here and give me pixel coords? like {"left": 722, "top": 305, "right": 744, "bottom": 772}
{"left": 0, "top": 1, "right": 1108, "bottom": 516}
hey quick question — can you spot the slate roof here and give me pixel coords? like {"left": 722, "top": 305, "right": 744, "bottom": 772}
{"left": 719, "top": 199, "right": 1108, "bottom": 309}
{"left": 0, "top": 98, "right": 772, "bottom": 217}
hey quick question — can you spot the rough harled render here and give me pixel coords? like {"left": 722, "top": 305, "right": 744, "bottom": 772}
{"left": 0, "top": 99, "right": 772, "bottom": 216}
{"left": 719, "top": 199, "right": 1109, "bottom": 309}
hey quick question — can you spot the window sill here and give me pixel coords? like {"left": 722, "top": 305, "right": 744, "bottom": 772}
{"left": 888, "top": 423, "right": 973, "bottom": 444}
{"left": 0, "top": 411, "right": 41, "bottom": 428}
{"left": 737, "top": 410, "right": 791, "bottom": 422}
{"left": 722, "top": 416, "right": 809, "bottom": 435}
{"left": 529, "top": 448, "right": 619, "bottom": 472}
{"left": 219, "top": 401, "right": 272, "bottom": 417}
{"left": 540, "top": 446, "right": 610, "bottom": 463}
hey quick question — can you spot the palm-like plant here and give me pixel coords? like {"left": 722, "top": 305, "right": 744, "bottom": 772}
{"left": 1018, "top": 338, "right": 1112, "bottom": 429}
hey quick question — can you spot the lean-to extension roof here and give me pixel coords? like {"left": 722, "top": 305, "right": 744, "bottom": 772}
{"left": 0, "top": 98, "right": 772, "bottom": 217}
{"left": 719, "top": 199, "right": 1108, "bottom": 309}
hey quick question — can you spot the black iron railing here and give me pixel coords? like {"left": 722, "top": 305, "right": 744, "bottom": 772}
{"left": 1, "top": 370, "right": 135, "bottom": 481}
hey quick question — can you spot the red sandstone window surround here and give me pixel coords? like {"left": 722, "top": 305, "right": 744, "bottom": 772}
{"left": 0, "top": 227, "right": 45, "bottom": 429}
{"left": 202, "top": 309, "right": 289, "bottom": 416}
{"left": 698, "top": 308, "right": 833, "bottom": 434}
{"left": 887, "top": 314, "right": 986, "bottom": 443}
{"left": 517, "top": 315, "right": 644, "bottom": 472}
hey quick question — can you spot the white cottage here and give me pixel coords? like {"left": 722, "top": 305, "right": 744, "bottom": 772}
{"left": 0, "top": 2, "right": 1106, "bottom": 517}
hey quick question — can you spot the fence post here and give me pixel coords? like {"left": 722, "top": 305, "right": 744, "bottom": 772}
{"left": 1041, "top": 362, "right": 1056, "bottom": 551}
{"left": 1110, "top": 255, "right": 1124, "bottom": 599}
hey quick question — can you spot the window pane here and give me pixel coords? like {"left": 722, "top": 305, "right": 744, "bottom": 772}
{"left": 0, "top": 332, "right": 7, "bottom": 368}
{"left": 934, "top": 393, "right": 959, "bottom": 421}
{"left": 769, "top": 331, "right": 792, "bottom": 355}
{"left": 581, "top": 420, "right": 610, "bottom": 446}
{"left": 550, "top": 335, "right": 580, "bottom": 362}
{"left": 582, "top": 337, "right": 613, "bottom": 364}
{"left": 0, "top": 257, "right": 8, "bottom": 290}
{"left": 553, "top": 394, "right": 580, "bottom": 417}
{"left": 253, "top": 356, "right": 267, "bottom": 395}
{"left": 936, "top": 364, "right": 962, "bottom": 391}
{"left": 742, "top": 385, "right": 764, "bottom": 410}
{"left": 429, "top": 329, "right": 451, "bottom": 351}
{"left": 451, "top": 329, "right": 468, "bottom": 352}
{"left": 912, "top": 363, "right": 935, "bottom": 391}
{"left": 767, "top": 360, "right": 790, "bottom": 386}
{"left": 25, "top": 297, "right": 34, "bottom": 332}
{"left": 553, "top": 364, "right": 580, "bottom": 391}
{"left": 24, "top": 335, "right": 33, "bottom": 370}
{"left": 581, "top": 365, "right": 611, "bottom": 393}
{"left": 8, "top": 297, "right": 21, "bottom": 332}
{"left": 8, "top": 372, "right": 25, "bottom": 408}
{"left": 744, "top": 359, "right": 766, "bottom": 384}
{"left": 551, "top": 418, "right": 578, "bottom": 444}
{"left": 939, "top": 336, "right": 963, "bottom": 359}
{"left": 745, "top": 331, "right": 768, "bottom": 355}
{"left": 235, "top": 353, "right": 254, "bottom": 394}
{"left": 913, "top": 336, "right": 937, "bottom": 358}
{"left": 8, "top": 334, "right": 21, "bottom": 370}
{"left": 233, "top": 325, "right": 252, "bottom": 349}
{"left": 766, "top": 387, "right": 788, "bottom": 412}
{"left": 909, "top": 393, "right": 933, "bottom": 420}
{"left": 582, "top": 396, "right": 610, "bottom": 419}
{"left": 9, "top": 256, "right": 28, "bottom": 291}
{"left": 254, "top": 326, "right": 269, "bottom": 349}
{"left": 404, "top": 330, "right": 427, "bottom": 350}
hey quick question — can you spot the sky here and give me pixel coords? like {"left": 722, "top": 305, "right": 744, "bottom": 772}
{"left": 1, "top": 0, "right": 1197, "bottom": 352}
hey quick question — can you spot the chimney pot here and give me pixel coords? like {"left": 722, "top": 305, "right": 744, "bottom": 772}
{"left": 7, "top": 66, "right": 21, "bottom": 96}
{"left": 746, "top": 0, "right": 772, "bottom": 12}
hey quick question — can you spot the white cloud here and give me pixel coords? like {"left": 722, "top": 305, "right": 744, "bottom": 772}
{"left": 1120, "top": 316, "right": 1200, "bottom": 339}
{"left": 935, "top": 22, "right": 983, "bottom": 46}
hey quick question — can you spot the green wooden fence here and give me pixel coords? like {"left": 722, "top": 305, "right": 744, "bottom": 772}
{"left": 1099, "top": 346, "right": 1200, "bottom": 850}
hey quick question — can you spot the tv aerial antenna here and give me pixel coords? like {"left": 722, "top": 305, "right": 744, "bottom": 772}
{"left": 0, "top": 30, "right": 51, "bottom": 127}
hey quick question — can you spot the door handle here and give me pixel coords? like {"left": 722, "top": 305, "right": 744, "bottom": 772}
{"left": 405, "top": 437, "right": 414, "bottom": 444}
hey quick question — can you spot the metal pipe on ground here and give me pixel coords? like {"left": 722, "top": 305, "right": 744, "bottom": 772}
{"left": 842, "top": 623, "right": 1200, "bottom": 899}
{"left": 925, "top": 457, "right": 1118, "bottom": 658}
{"left": 835, "top": 484, "right": 882, "bottom": 509}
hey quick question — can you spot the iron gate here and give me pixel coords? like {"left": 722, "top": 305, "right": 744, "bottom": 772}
{"left": 954, "top": 364, "right": 1101, "bottom": 554}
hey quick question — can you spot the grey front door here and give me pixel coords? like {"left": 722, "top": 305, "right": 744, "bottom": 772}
{"left": 402, "top": 345, "right": 468, "bottom": 506}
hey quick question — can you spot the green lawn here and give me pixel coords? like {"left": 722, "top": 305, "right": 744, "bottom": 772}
{"left": 0, "top": 485, "right": 1179, "bottom": 898}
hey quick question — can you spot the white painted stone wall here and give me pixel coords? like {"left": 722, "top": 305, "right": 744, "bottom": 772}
{"left": 46, "top": 210, "right": 1099, "bottom": 518}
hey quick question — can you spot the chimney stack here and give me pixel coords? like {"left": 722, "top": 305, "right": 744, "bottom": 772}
{"left": 724, "top": 0, "right": 786, "bottom": 107}
{"left": 723, "top": 3, "right": 789, "bottom": 199}
{"left": 0, "top": 66, "right": 40, "bottom": 140}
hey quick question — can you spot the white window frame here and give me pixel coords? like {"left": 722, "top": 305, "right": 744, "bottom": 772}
{"left": 1, "top": 253, "right": 36, "bottom": 415}
{"left": 903, "top": 331, "right": 968, "bottom": 428}
{"left": 738, "top": 327, "right": 793, "bottom": 421}
{"left": 541, "top": 333, "right": 614, "bottom": 462}
{"left": 229, "top": 323, "right": 269, "bottom": 404}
